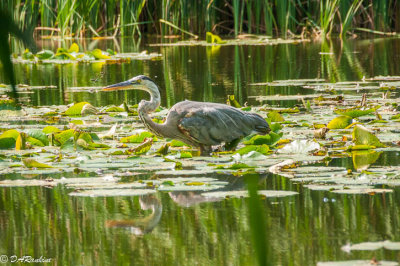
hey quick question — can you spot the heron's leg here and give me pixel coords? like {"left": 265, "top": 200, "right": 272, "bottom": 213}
{"left": 224, "top": 138, "right": 242, "bottom": 151}
{"left": 199, "top": 145, "right": 212, "bottom": 156}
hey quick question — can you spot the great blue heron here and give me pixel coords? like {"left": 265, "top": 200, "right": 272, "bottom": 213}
{"left": 103, "top": 75, "right": 270, "bottom": 155}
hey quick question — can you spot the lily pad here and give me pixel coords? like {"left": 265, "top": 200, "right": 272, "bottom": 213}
{"left": 120, "top": 132, "right": 156, "bottom": 143}
{"left": 352, "top": 125, "right": 385, "bottom": 148}
{"left": 201, "top": 190, "right": 298, "bottom": 198}
{"left": 69, "top": 189, "right": 156, "bottom": 197}
{"left": 23, "top": 158, "right": 54, "bottom": 168}
{"left": 64, "top": 102, "right": 97, "bottom": 116}
{"left": 327, "top": 116, "right": 353, "bottom": 129}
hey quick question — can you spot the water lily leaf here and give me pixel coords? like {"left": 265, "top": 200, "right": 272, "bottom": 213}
{"left": 105, "top": 106, "right": 125, "bottom": 112}
{"left": 341, "top": 241, "right": 400, "bottom": 253}
{"left": 22, "top": 48, "right": 34, "bottom": 60}
{"left": 60, "top": 138, "right": 75, "bottom": 150}
{"left": 121, "top": 132, "right": 156, "bottom": 143}
{"left": 317, "top": 260, "right": 398, "bottom": 266}
{"left": 81, "top": 103, "right": 98, "bottom": 115}
{"left": 226, "top": 95, "right": 241, "bottom": 108}
{"left": 267, "top": 111, "right": 285, "bottom": 122}
{"left": 390, "top": 114, "right": 400, "bottom": 120}
{"left": 43, "top": 126, "right": 61, "bottom": 134}
{"left": 185, "top": 181, "right": 205, "bottom": 186}
{"left": 36, "top": 49, "right": 54, "bottom": 60}
{"left": 346, "top": 145, "right": 375, "bottom": 151}
{"left": 206, "top": 32, "right": 226, "bottom": 44}
{"left": 131, "top": 139, "right": 153, "bottom": 155}
{"left": 0, "top": 129, "right": 19, "bottom": 149}
{"left": 179, "top": 151, "right": 192, "bottom": 158}
{"left": 76, "top": 138, "right": 94, "bottom": 150}
{"left": 327, "top": 116, "right": 353, "bottom": 129}
{"left": 54, "top": 129, "right": 74, "bottom": 145}
{"left": 89, "top": 143, "right": 110, "bottom": 149}
{"left": 235, "top": 144, "right": 270, "bottom": 156}
{"left": 332, "top": 188, "right": 392, "bottom": 194}
{"left": 170, "top": 140, "right": 187, "bottom": 147}
{"left": 226, "top": 163, "right": 255, "bottom": 169}
{"left": 243, "top": 132, "right": 282, "bottom": 146}
{"left": 68, "top": 43, "right": 79, "bottom": 53}
{"left": 23, "top": 158, "right": 53, "bottom": 168}
{"left": 69, "top": 189, "right": 156, "bottom": 197}
{"left": 352, "top": 125, "right": 385, "bottom": 148}
{"left": 269, "top": 122, "right": 282, "bottom": 133}
{"left": 106, "top": 48, "right": 116, "bottom": 55}
{"left": 91, "top": 49, "right": 111, "bottom": 59}
{"left": 334, "top": 108, "right": 376, "bottom": 118}
{"left": 64, "top": 102, "right": 91, "bottom": 116}
{"left": 201, "top": 190, "right": 298, "bottom": 199}
{"left": 55, "top": 48, "right": 76, "bottom": 60}
{"left": 156, "top": 143, "right": 170, "bottom": 155}
{"left": 77, "top": 132, "right": 93, "bottom": 144}
{"left": 26, "top": 129, "right": 49, "bottom": 146}
{"left": 15, "top": 132, "right": 26, "bottom": 150}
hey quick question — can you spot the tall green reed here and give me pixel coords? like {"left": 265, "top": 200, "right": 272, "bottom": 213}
{"left": 2, "top": 0, "right": 399, "bottom": 39}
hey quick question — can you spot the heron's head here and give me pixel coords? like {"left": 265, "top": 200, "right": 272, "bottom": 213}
{"left": 102, "top": 75, "right": 159, "bottom": 95}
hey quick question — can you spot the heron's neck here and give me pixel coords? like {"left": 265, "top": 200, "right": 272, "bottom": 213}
{"left": 142, "top": 83, "right": 161, "bottom": 113}
{"left": 138, "top": 84, "right": 165, "bottom": 137}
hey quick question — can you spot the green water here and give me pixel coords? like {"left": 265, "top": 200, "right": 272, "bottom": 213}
{"left": 1, "top": 37, "right": 400, "bottom": 265}
{"left": 5, "top": 37, "right": 400, "bottom": 107}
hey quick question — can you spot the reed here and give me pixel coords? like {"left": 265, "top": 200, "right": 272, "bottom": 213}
{"left": 2, "top": 0, "right": 399, "bottom": 38}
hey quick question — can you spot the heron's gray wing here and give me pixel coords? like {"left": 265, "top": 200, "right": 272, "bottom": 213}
{"left": 177, "top": 102, "right": 267, "bottom": 146}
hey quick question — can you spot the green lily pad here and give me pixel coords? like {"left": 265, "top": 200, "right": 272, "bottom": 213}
{"left": 170, "top": 140, "right": 187, "bottom": 147}
{"left": 91, "top": 49, "right": 111, "bottom": 59}
{"left": 243, "top": 132, "right": 282, "bottom": 146}
{"left": 0, "top": 129, "right": 19, "bottom": 149}
{"left": 64, "top": 102, "right": 97, "bottom": 116}
{"left": 235, "top": 144, "right": 270, "bottom": 156}
{"left": 327, "top": 116, "right": 353, "bottom": 129}
{"left": 206, "top": 32, "right": 226, "bottom": 44}
{"left": 201, "top": 190, "right": 298, "bottom": 198}
{"left": 352, "top": 125, "right": 385, "bottom": 148}
{"left": 54, "top": 129, "right": 74, "bottom": 145}
{"left": 36, "top": 50, "right": 54, "bottom": 60}
{"left": 120, "top": 132, "right": 156, "bottom": 143}
{"left": 68, "top": 43, "right": 79, "bottom": 53}
{"left": 69, "top": 189, "right": 156, "bottom": 197}
{"left": 26, "top": 129, "right": 49, "bottom": 146}
{"left": 23, "top": 158, "right": 54, "bottom": 168}
{"left": 334, "top": 108, "right": 376, "bottom": 118}
{"left": 43, "top": 126, "right": 61, "bottom": 134}
{"left": 267, "top": 111, "right": 285, "bottom": 122}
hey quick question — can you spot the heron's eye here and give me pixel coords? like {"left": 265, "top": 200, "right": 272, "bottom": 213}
{"left": 136, "top": 79, "right": 142, "bottom": 83}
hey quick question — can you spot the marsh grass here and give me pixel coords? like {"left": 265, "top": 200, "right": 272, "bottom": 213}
{"left": 2, "top": 1, "right": 398, "bottom": 39}
{"left": 0, "top": 8, "right": 35, "bottom": 102}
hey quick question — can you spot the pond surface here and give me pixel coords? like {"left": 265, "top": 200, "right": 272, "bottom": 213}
{"left": 1, "top": 37, "right": 400, "bottom": 265}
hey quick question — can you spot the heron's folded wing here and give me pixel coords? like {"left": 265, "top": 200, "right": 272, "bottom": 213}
{"left": 179, "top": 106, "right": 255, "bottom": 146}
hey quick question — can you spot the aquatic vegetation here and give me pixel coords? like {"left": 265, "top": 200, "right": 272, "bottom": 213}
{"left": 3, "top": 0, "right": 399, "bottom": 38}
{"left": 13, "top": 43, "right": 162, "bottom": 64}
{"left": 2, "top": 75, "right": 400, "bottom": 197}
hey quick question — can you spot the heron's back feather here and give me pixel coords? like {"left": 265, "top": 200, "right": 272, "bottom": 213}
{"left": 170, "top": 101, "right": 270, "bottom": 146}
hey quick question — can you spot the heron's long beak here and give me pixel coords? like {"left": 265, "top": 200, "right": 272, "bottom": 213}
{"left": 103, "top": 80, "right": 136, "bottom": 91}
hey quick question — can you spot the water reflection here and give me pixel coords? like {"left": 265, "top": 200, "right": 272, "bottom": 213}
{"left": 106, "top": 195, "right": 162, "bottom": 235}
{"left": 3, "top": 38, "right": 400, "bottom": 108}
{"left": 0, "top": 174, "right": 399, "bottom": 265}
